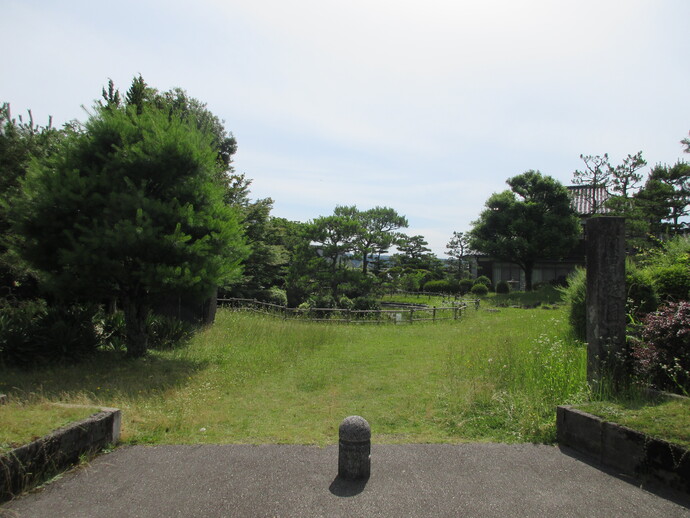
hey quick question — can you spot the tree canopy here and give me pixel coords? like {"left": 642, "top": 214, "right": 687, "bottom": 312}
{"left": 469, "top": 171, "right": 581, "bottom": 290}
{"left": 12, "top": 99, "right": 247, "bottom": 357}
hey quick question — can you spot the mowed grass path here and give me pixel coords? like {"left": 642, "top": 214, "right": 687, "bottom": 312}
{"left": 1, "top": 307, "right": 587, "bottom": 445}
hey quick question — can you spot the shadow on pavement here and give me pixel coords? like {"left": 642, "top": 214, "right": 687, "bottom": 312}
{"left": 328, "top": 475, "right": 369, "bottom": 497}
{"left": 558, "top": 445, "right": 690, "bottom": 510}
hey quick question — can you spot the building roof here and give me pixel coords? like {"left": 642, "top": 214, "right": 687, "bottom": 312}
{"left": 567, "top": 185, "right": 611, "bottom": 216}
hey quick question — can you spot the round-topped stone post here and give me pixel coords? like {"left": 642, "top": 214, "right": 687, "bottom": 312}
{"left": 338, "top": 415, "right": 371, "bottom": 480}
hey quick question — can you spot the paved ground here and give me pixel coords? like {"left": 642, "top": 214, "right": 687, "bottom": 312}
{"left": 2, "top": 443, "right": 689, "bottom": 517}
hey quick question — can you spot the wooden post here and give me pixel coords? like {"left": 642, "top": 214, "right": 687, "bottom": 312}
{"left": 586, "top": 217, "right": 627, "bottom": 387}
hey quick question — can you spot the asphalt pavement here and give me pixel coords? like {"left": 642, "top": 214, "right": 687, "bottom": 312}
{"left": 2, "top": 443, "right": 689, "bottom": 517}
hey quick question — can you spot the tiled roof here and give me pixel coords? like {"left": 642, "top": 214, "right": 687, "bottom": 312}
{"left": 567, "top": 185, "right": 611, "bottom": 216}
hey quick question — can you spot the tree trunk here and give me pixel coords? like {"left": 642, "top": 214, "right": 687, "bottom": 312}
{"left": 122, "top": 295, "right": 149, "bottom": 358}
{"left": 362, "top": 252, "right": 369, "bottom": 275}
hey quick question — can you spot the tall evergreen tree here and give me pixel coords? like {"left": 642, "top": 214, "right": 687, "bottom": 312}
{"left": 12, "top": 103, "right": 247, "bottom": 357}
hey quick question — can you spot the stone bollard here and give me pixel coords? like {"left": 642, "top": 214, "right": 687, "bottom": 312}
{"left": 338, "top": 416, "right": 371, "bottom": 480}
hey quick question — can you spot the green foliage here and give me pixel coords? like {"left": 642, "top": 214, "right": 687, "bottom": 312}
{"left": 423, "top": 279, "right": 459, "bottom": 294}
{"left": 146, "top": 313, "right": 195, "bottom": 350}
{"left": 495, "top": 280, "right": 510, "bottom": 294}
{"left": 12, "top": 100, "right": 248, "bottom": 358}
{"left": 562, "top": 238, "right": 688, "bottom": 342}
{"left": 471, "top": 283, "right": 489, "bottom": 296}
{"left": 458, "top": 279, "right": 474, "bottom": 295}
{"left": 560, "top": 268, "right": 587, "bottom": 341}
{"left": 651, "top": 263, "right": 690, "bottom": 302}
{"left": 625, "top": 262, "right": 658, "bottom": 318}
{"left": 0, "top": 103, "right": 63, "bottom": 302}
{"left": 469, "top": 171, "right": 581, "bottom": 290}
{"left": 635, "top": 162, "right": 690, "bottom": 236}
{"left": 338, "top": 295, "right": 354, "bottom": 309}
{"left": 262, "top": 287, "right": 288, "bottom": 307}
{"left": 474, "top": 275, "right": 492, "bottom": 288}
{"left": 352, "top": 296, "right": 381, "bottom": 311}
{"left": 228, "top": 178, "right": 288, "bottom": 298}
{"left": 0, "top": 300, "right": 100, "bottom": 366}
{"left": 355, "top": 206, "right": 408, "bottom": 274}
{"left": 445, "top": 231, "right": 470, "bottom": 278}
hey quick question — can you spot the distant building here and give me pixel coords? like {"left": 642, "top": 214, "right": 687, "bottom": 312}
{"left": 567, "top": 185, "right": 612, "bottom": 217}
{"left": 470, "top": 186, "right": 611, "bottom": 289}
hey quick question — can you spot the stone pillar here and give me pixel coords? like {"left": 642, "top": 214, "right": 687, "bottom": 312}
{"left": 338, "top": 416, "right": 371, "bottom": 480}
{"left": 585, "top": 217, "right": 627, "bottom": 386}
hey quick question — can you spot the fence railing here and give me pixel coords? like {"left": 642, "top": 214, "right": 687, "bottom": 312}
{"left": 217, "top": 297, "right": 477, "bottom": 324}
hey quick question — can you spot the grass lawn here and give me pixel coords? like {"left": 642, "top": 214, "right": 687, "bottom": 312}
{"left": 1, "top": 305, "right": 588, "bottom": 446}
{"left": 1, "top": 402, "right": 100, "bottom": 454}
{"left": 576, "top": 396, "right": 690, "bottom": 449}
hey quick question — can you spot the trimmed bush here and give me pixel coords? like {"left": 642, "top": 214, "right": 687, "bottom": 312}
{"left": 474, "top": 275, "right": 492, "bottom": 287}
{"left": 423, "top": 279, "right": 459, "bottom": 294}
{"left": 495, "top": 280, "right": 510, "bottom": 294}
{"left": 470, "top": 283, "right": 489, "bottom": 296}
{"left": 458, "top": 279, "right": 474, "bottom": 295}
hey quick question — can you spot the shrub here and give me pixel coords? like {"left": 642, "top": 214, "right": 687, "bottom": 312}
{"left": 560, "top": 268, "right": 586, "bottom": 341}
{"left": 0, "top": 300, "right": 100, "bottom": 366}
{"left": 307, "top": 294, "right": 336, "bottom": 318}
{"left": 146, "top": 313, "right": 195, "bottom": 350}
{"left": 651, "top": 263, "right": 690, "bottom": 302}
{"left": 474, "top": 275, "right": 492, "bottom": 287}
{"left": 0, "top": 299, "right": 47, "bottom": 366}
{"left": 338, "top": 295, "right": 354, "bottom": 309}
{"left": 626, "top": 263, "right": 658, "bottom": 318}
{"left": 495, "top": 280, "right": 510, "bottom": 294}
{"left": 470, "top": 283, "right": 489, "bottom": 296}
{"left": 352, "top": 296, "right": 380, "bottom": 311}
{"left": 561, "top": 265, "right": 659, "bottom": 342}
{"left": 423, "top": 279, "right": 458, "bottom": 294}
{"left": 458, "top": 279, "right": 474, "bottom": 295}
{"left": 631, "top": 301, "right": 690, "bottom": 394}
{"left": 261, "top": 287, "right": 288, "bottom": 307}
{"left": 96, "top": 310, "right": 127, "bottom": 351}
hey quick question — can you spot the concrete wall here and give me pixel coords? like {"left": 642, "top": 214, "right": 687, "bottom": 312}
{"left": 0, "top": 408, "right": 121, "bottom": 502}
{"left": 557, "top": 405, "right": 690, "bottom": 496}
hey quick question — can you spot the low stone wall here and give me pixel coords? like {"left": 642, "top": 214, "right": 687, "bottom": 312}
{"left": 557, "top": 405, "right": 690, "bottom": 496}
{"left": 0, "top": 407, "right": 121, "bottom": 502}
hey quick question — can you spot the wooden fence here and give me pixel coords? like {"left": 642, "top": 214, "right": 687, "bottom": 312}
{"left": 217, "top": 297, "right": 477, "bottom": 324}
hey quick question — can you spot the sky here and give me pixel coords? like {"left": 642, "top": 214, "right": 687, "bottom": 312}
{"left": 3, "top": 0, "right": 689, "bottom": 255}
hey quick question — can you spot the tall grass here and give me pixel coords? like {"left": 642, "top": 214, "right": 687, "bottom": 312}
{"left": 1, "top": 306, "right": 587, "bottom": 445}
